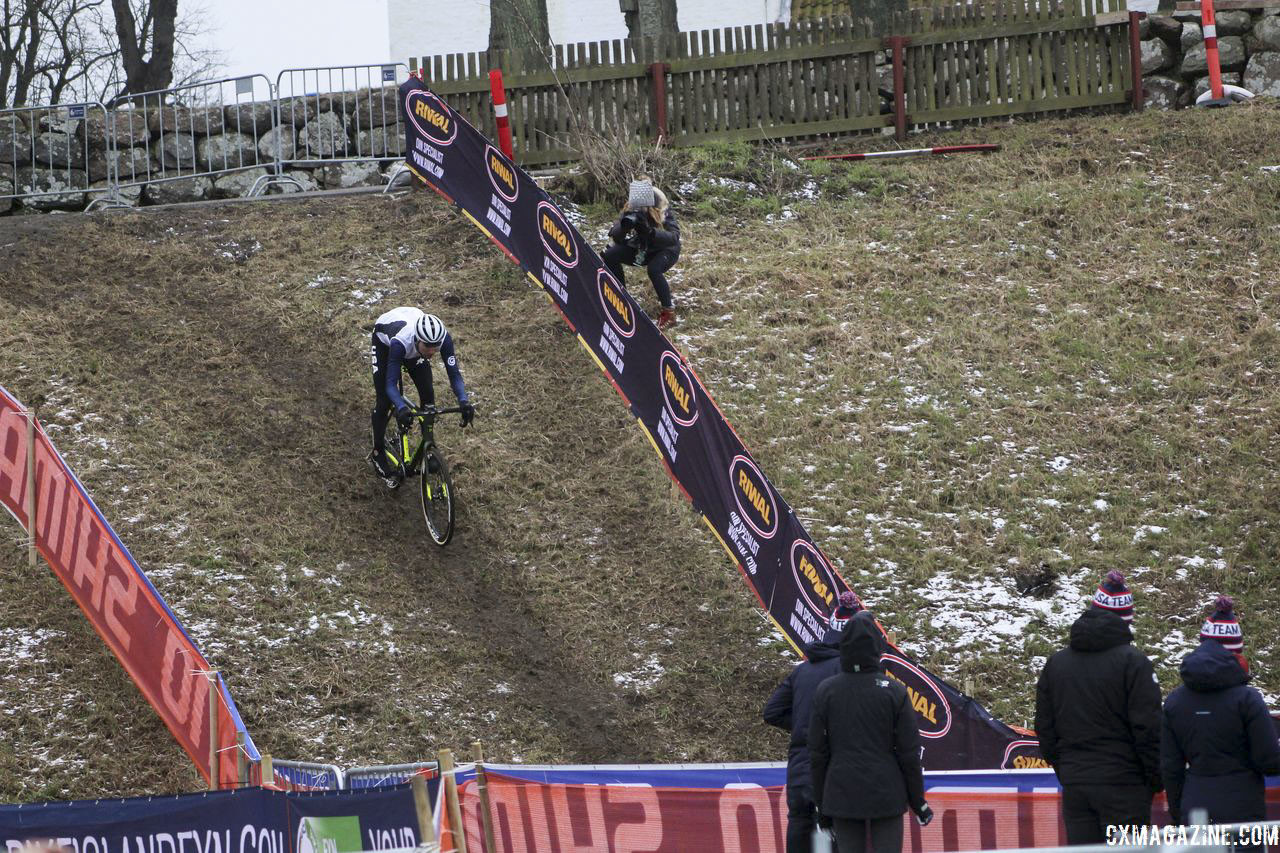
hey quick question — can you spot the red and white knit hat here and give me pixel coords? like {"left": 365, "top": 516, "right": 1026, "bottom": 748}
{"left": 1091, "top": 571, "right": 1134, "bottom": 622}
{"left": 829, "top": 590, "right": 864, "bottom": 631}
{"left": 1200, "top": 595, "right": 1243, "bottom": 651}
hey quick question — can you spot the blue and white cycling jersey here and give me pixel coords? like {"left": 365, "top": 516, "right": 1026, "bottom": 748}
{"left": 372, "top": 306, "right": 467, "bottom": 411}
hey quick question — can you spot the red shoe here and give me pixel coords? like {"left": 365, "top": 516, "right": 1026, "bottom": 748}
{"left": 658, "top": 308, "right": 676, "bottom": 330}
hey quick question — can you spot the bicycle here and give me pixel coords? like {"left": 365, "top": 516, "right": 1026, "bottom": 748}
{"left": 378, "top": 404, "right": 464, "bottom": 546}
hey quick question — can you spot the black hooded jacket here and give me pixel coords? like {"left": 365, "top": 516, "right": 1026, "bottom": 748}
{"left": 1161, "top": 640, "right": 1280, "bottom": 823}
{"left": 808, "top": 614, "right": 925, "bottom": 819}
{"left": 1034, "top": 609, "right": 1162, "bottom": 789}
{"left": 763, "top": 629, "right": 843, "bottom": 787}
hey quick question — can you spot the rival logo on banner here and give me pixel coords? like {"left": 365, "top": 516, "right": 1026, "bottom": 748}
{"left": 485, "top": 144, "right": 518, "bottom": 203}
{"left": 537, "top": 201, "right": 578, "bottom": 269}
{"left": 790, "top": 539, "right": 837, "bottom": 612}
{"left": 659, "top": 352, "right": 698, "bottom": 426}
{"left": 730, "top": 455, "right": 778, "bottom": 539}
{"left": 882, "top": 653, "right": 953, "bottom": 738}
{"left": 1000, "top": 739, "right": 1049, "bottom": 769}
{"left": 598, "top": 270, "right": 636, "bottom": 338}
{"left": 405, "top": 90, "right": 458, "bottom": 146}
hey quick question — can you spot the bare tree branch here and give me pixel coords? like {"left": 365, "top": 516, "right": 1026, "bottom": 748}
{"left": 3, "top": 0, "right": 218, "bottom": 108}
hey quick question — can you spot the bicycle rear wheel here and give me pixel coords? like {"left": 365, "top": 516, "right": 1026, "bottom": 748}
{"left": 419, "top": 447, "right": 455, "bottom": 546}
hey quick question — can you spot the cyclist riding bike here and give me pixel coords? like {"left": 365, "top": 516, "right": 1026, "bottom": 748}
{"left": 367, "top": 307, "right": 475, "bottom": 487}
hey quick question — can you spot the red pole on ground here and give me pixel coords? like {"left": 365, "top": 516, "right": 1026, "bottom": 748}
{"left": 650, "top": 62, "right": 670, "bottom": 144}
{"left": 888, "top": 37, "right": 908, "bottom": 143}
{"left": 488, "top": 69, "right": 514, "bottom": 159}
{"left": 1202, "top": 0, "right": 1225, "bottom": 101}
{"left": 1129, "top": 12, "right": 1146, "bottom": 111}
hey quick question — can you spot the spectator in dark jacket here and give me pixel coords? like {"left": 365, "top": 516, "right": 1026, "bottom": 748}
{"left": 1034, "top": 571, "right": 1163, "bottom": 844}
{"left": 1162, "top": 597, "right": 1280, "bottom": 834}
{"left": 602, "top": 176, "right": 682, "bottom": 330}
{"left": 809, "top": 611, "right": 931, "bottom": 853}
{"left": 764, "top": 591, "right": 863, "bottom": 853}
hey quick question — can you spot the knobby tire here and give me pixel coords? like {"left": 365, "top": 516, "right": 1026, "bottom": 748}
{"left": 420, "top": 447, "right": 455, "bottom": 546}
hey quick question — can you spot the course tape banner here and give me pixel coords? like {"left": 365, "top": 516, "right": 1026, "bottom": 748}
{"left": 0, "top": 385, "right": 256, "bottom": 788}
{"left": 0, "top": 784, "right": 422, "bottom": 850}
{"left": 397, "top": 76, "right": 1030, "bottom": 769}
{"left": 453, "top": 765, "right": 1280, "bottom": 853}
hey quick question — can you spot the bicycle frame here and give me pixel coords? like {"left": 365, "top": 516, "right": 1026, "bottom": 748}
{"left": 387, "top": 406, "right": 463, "bottom": 477}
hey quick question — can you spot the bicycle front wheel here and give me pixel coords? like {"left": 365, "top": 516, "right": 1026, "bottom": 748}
{"left": 419, "top": 447, "right": 455, "bottom": 546}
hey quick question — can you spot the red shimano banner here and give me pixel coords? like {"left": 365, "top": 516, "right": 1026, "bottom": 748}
{"left": 0, "top": 385, "right": 253, "bottom": 787}
{"left": 397, "top": 75, "right": 1032, "bottom": 768}
{"left": 454, "top": 768, "right": 1280, "bottom": 853}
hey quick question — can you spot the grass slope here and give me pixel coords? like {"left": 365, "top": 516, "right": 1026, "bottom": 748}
{"left": 1, "top": 100, "right": 1278, "bottom": 801}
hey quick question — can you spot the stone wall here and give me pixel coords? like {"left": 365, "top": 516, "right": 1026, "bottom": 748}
{"left": 1139, "top": 7, "right": 1280, "bottom": 107}
{"left": 0, "top": 85, "right": 406, "bottom": 215}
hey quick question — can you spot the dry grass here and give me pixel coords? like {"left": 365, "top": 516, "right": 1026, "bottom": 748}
{"left": 1, "top": 99, "right": 1278, "bottom": 800}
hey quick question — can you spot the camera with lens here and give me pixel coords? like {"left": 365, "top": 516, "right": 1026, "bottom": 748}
{"left": 620, "top": 210, "right": 643, "bottom": 232}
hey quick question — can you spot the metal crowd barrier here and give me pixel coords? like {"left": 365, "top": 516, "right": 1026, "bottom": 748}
{"left": 0, "top": 100, "right": 126, "bottom": 212}
{"left": 110, "top": 74, "right": 277, "bottom": 201}
{"left": 270, "top": 63, "right": 408, "bottom": 181}
{"left": 345, "top": 761, "right": 438, "bottom": 790}
{"left": 1, "top": 62, "right": 411, "bottom": 212}
{"left": 268, "top": 758, "right": 345, "bottom": 790}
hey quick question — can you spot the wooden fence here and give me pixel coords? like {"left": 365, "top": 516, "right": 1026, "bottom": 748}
{"left": 411, "top": 0, "right": 1137, "bottom": 166}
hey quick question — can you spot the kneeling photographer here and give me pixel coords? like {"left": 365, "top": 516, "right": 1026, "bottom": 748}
{"left": 601, "top": 176, "right": 681, "bottom": 330}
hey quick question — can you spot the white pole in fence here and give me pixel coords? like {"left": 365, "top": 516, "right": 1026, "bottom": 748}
{"left": 25, "top": 410, "right": 36, "bottom": 567}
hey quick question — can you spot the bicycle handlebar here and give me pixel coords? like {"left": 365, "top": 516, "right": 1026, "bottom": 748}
{"left": 412, "top": 405, "right": 466, "bottom": 417}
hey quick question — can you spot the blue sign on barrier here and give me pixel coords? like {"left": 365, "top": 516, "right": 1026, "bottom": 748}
{"left": 0, "top": 785, "right": 421, "bottom": 850}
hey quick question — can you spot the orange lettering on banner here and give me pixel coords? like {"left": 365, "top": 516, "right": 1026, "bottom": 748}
{"left": 0, "top": 410, "right": 26, "bottom": 520}
{"left": 664, "top": 365, "right": 691, "bottom": 414}
{"left": 413, "top": 100, "right": 451, "bottom": 134}
{"left": 607, "top": 784, "right": 662, "bottom": 852}
{"left": 736, "top": 469, "right": 772, "bottom": 527}
{"left": 35, "top": 454, "right": 66, "bottom": 553}
{"left": 102, "top": 549, "right": 140, "bottom": 652}
{"left": 719, "top": 785, "right": 785, "bottom": 853}
{"left": 159, "top": 629, "right": 203, "bottom": 732}
{"left": 603, "top": 281, "right": 631, "bottom": 326}
{"left": 55, "top": 489, "right": 83, "bottom": 576}
{"left": 67, "top": 477, "right": 109, "bottom": 613}
{"left": 549, "top": 783, "right": 607, "bottom": 852}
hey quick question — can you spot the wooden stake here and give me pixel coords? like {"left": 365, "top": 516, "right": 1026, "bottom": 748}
{"left": 438, "top": 749, "right": 468, "bottom": 853}
{"left": 412, "top": 774, "right": 440, "bottom": 846}
{"left": 207, "top": 672, "right": 220, "bottom": 791}
{"left": 261, "top": 753, "right": 275, "bottom": 789}
{"left": 25, "top": 410, "right": 36, "bottom": 567}
{"left": 472, "top": 741, "right": 499, "bottom": 853}
{"left": 236, "top": 731, "right": 248, "bottom": 788}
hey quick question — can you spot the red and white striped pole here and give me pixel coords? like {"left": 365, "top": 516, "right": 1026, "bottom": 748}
{"left": 1201, "top": 0, "right": 1226, "bottom": 102}
{"left": 489, "top": 69, "right": 514, "bottom": 160}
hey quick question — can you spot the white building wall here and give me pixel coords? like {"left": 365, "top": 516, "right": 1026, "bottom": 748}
{"left": 389, "top": 0, "right": 789, "bottom": 67}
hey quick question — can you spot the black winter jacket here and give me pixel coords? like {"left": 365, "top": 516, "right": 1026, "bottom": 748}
{"left": 1034, "top": 609, "right": 1163, "bottom": 789}
{"left": 808, "top": 615, "right": 925, "bottom": 819}
{"left": 608, "top": 207, "right": 681, "bottom": 254}
{"left": 763, "top": 630, "right": 843, "bottom": 789}
{"left": 1161, "top": 641, "right": 1280, "bottom": 824}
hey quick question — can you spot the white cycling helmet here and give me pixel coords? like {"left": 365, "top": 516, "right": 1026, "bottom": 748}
{"left": 415, "top": 312, "right": 446, "bottom": 347}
